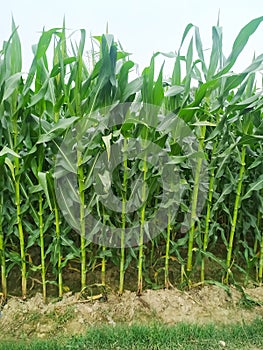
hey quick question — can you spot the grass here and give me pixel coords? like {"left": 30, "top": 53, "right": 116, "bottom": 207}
{"left": 1, "top": 319, "right": 263, "bottom": 350}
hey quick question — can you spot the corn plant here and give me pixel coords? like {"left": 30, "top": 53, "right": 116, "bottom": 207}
{"left": 0, "top": 147, "right": 20, "bottom": 299}
{"left": 0, "top": 19, "right": 30, "bottom": 299}
{"left": 0, "top": 17, "right": 263, "bottom": 300}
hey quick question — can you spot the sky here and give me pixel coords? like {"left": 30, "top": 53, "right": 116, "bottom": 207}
{"left": 0, "top": 0, "right": 263, "bottom": 77}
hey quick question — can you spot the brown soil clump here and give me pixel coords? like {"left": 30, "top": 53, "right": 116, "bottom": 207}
{"left": 0, "top": 285, "right": 262, "bottom": 340}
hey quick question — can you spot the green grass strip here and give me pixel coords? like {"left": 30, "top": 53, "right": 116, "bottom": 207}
{"left": 1, "top": 319, "right": 262, "bottom": 350}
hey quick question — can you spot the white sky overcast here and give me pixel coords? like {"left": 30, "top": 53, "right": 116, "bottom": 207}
{"left": 0, "top": 0, "right": 263, "bottom": 77}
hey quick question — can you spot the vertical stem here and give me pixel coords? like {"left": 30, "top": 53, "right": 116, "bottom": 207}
{"left": 254, "top": 211, "right": 260, "bottom": 256}
{"left": 186, "top": 126, "right": 206, "bottom": 276}
{"left": 259, "top": 234, "right": 263, "bottom": 286}
{"left": 164, "top": 210, "right": 171, "bottom": 288}
{"left": 201, "top": 142, "right": 216, "bottom": 283}
{"left": 75, "top": 49, "right": 86, "bottom": 291}
{"left": 12, "top": 114, "right": 26, "bottom": 299}
{"left": 254, "top": 210, "right": 260, "bottom": 282}
{"left": 101, "top": 206, "right": 107, "bottom": 287}
{"left": 101, "top": 245, "right": 106, "bottom": 287}
{"left": 180, "top": 264, "right": 185, "bottom": 285}
{"left": 15, "top": 175, "right": 27, "bottom": 299}
{"left": 0, "top": 198, "right": 7, "bottom": 299}
{"left": 150, "top": 240, "right": 154, "bottom": 268}
{"left": 258, "top": 210, "right": 263, "bottom": 286}
{"left": 150, "top": 197, "right": 159, "bottom": 268}
{"left": 54, "top": 204, "right": 63, "bottom": 297}
{"left": 38, "top": 194, "right": 46, "bottom": 302}
{"left": 225, "top": 145, "right": 246, "bottom": 283}
{"left": 201, "top": 171, "right": 214, "bottom": 283}
{"left": 77, "top": 152, "right": 86, "bottom": 291}
{"left": 119, "top": 138, "right": 128, "bottom": 295}
{"left": 137, "top": 152, "right": 148, "bottom": 296}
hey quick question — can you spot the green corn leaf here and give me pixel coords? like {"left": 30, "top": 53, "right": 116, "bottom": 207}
{"left": 28, "top": 80, "right": 49, "bottom": 107}
{"left": 122, "top": 77, "right": 143, "bottom": 101}
{"left": 50, "top": 57, "right": 77, "bottom": 77}
{"left": 102, "top": 134, "right": 112, "bottom": 161}
{"left": 38, "top": 172, "right": 52, "bottom": 210}
{"left": 37, "top": 116, "right": 79, "bottom": 144}
{"left": 242, "top": 53, "right": 263, "bottom": 73}
{"left": 10, "top": 17, "right": 22, "bottom": 74}
{"left": 78, "top": 29, "right": 86, "bottom": 57}
{"left": 191, "top": 121, "right": 217, "bottom": 127}
{"left": 153, "top": 62, "right": 164, "bottom": 106}
{"left": 4, "top": 158, "right": 15, "bottom": 180}
{"left": 212, "top": 183, "right": 233, "bottom": 212}
{"left": 214, "top": 16, "right": 263, "bottom": 78}
{"left": 242, "top": 174, "right": 263, "bottom": 200}
{"left": 238, "top": 134, "right": 263, "bottom": 145}
{"left": 195, "top": 26, "right": 207, "bottom": 75}
{"left": 222, "top": 73, "right": 248, "bottom": 94}
{"left": 3, "top": 72, "right": 22, "bottom": 100}
{"left": 0, "top": 146, "right": 20, "bottom": 158}
{"left": 167, "top": 155, "right": 187, "bottom": 164}
{"left": 179, "top": 23, "right": 194, "bottom": 52}
{"left": 117, "top": 60, "right": 134, "bottom": 95}
{"left": 172, "top": 55, "right": 182, "bottom": 86}
{"left": 207, "top": 26, "right": 222, "bottom": 79}
{"left": 36, "top": 28, "right": 60, "bottom": 60}
{"left": 186, "top": 37, "right": 193, "bottom": 73}
{"left": 154, "top": 51, "right": 177, "bottom": 58}
{"left": 164, "top": 85, "right": 184, "bottom": 97}
{"left": 248, "top": 156, "right": 263, "bottom": 170}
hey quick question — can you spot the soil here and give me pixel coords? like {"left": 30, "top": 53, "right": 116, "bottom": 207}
{"left": 0, "top": 284, "right": 262, "bottom": 341}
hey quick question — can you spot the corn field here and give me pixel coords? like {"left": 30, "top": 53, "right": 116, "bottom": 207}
{"left": 1, "top": 17, "right": 263, "bottom": 302}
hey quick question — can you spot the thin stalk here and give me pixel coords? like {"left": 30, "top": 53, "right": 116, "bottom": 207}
{"left": 137, "top": 152, "right": 148, "bottom": 296}
{"left": 75, "top": 47, "right": 86, "bottom": 292}
{"left": 0, "top": 242, "right": 6, "bottom": 300}
{"left": 186, "top": 126, "right": 206, "bottom": 276}
{"left": 201, "top": 142, "right": 217, "bottom": 283}
{"left": 258, "top": 209, "right": 263, "bottom": 285}
{"left": 77, "top": 152, "right": 86, "bottom": 291}
{"left": 54, "top": 203, "right": 63, "bottom": 297}
{"left": 164, "top": 210, "right": 171, "bottom": 288}
{"left": 119, "top": 138, "right": 128, "bottom": 295}
{"left": 150, "top": 197, "right": 159, "bottom": 268}
{"left": 150, "top": 240, "right": 155, "bottom": 268}
{"left": 201, "top": 169, "right": 215, "bottom": 283}
{"left": 225, "top": 145, "right": 246, "bottom": 283}
{"left": 101, "top": 245, "right": 106, "bottom": 286}
{"left": 254, "top": 210, "right": 260, "bottom": 282}
{"left": 101, "top": 206, "right": 107, "bottom": 287}
{"left": 38, "top": 194, "right": 46, "bottom": 302}
{"left": 37, "top": 115, "right": 47, "bottom": 302}
{"left": 259, "top": 234, "right": 263, "bottom": 286}
{"left": 11, "top": 110, "right": 26, "bottom": 299}
{"left": 180, "top": 264, "right": 185, "bottom": 285}
{"left": 15, "top": 169, "right": 27, "bottom": 299}
{"left": 254, "top": 211, "right": 260, "bottom": 256}
{"left": 0, "top": 199, "right": 7, "bottom": 299}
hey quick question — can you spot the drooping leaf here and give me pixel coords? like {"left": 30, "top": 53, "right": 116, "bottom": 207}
{"left": 242, "top": 175, "right": 263, "bottom": 200}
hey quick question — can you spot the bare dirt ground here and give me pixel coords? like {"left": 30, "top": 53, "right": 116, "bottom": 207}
{"left": 0, "top": 284, "right": 262, "bottom": 340}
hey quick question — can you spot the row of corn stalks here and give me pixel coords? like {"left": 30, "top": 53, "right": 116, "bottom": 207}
{"left": 1, "top": 17, "right": 263, "bottom": 302}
